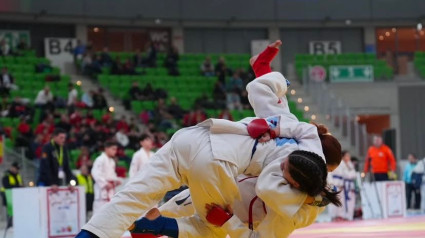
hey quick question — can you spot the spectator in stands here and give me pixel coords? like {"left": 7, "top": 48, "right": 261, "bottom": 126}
{"left": 183, "top": 107, "right": 206, "bottom": 127}
{"left": 167, "top": 97, "right": 185, "bottom": 119}
{"left": 116, "top": 115, "right": 129, "bottom": 133}
{"left": 34, "top": 86, "right": 54, "bottom": 107}
{"left": 67, "top": 83, "right": 78, "bottom": 108}
{"left": 30, "top": 134, "right": 44, "bottom": 160}
{"left": 76, "top": 146, "right": 92, "bottom": 169}
{"left": 93, "top": 88, "right": 108, "bottom": 109}
{"left": 129, "top": 82, "right": 143, "bottom": 100}
{"left": 240, "top": 89, "right": 252, "bottom": 109}
{"left": 115, "top": 128, "right": 129, "bottom": 148}
{"left": 164, "top": 46, "right": 180, "bottom": 76}
{"left": 16, "top": 116, "right": 32, "bottom": 147}
{"left": 403, "top": 153, "right": 421, "bottom": 210}
{"left": 0, "top": 67, "right": 16, "bottom": 97}
{"left": 215, "top": 57, "right": 231, "bottom": 83}
{"left": 83, "top": 110, "right": 97, "bottom": 126}
{"left": 218, "top": 108, "right": 234, "bottom": 121}
{"left": 91, "top": 141, "right": 121, "bottom": 213}
{"left": 226, "top": 72, "right": 243, "bottom": 110}
{"left": 0, "top": 96, "right": 9, "bottom": 116}
{"left": 129, "top": 134, "right": 155, "bottom": 178}
{"left": 0, "top": 40, "right": 11, "bottom": 56}
{"left": 73, "top": 40, "right": 86, "bottom": 61}
{"left": 82, "top": 90, "right": 95, "bottom": 108}
{"left": 8, "top": 97, "right": 32, "bottom": 118}
{"left": 141, "top": 41, "right": 157, "bottom": 67}
{"left": 364, "top": 135, "right": 397, "bottom": 181}
{"left": 141, "top": 83, "right": 155, "bottom": 100}
{"left": 16, "top": 39, "right": 28, "bottom": 51}
{"left": 111, "top": 57, "right": 123, "bottom": 75}
{"left": 35, "top": 115, "right": 55, "bottom": 135}
{"left": 87, "top": 54, "right": 102, "bottom": 76}
{"left": 55, "top": 114, "right": 71, "bottom": 132}
{"left": 37, "top": 128, "right": 75, "bottom": 190}
{"left": 194, "top": 93, "right": 215, "bottom": 109}
{"left": 123, "top": 59, "right": 135, "bottom": 75}
{"left": 76, "top": 164, "right": 94, "bottom": 215}
{"left": 213, "top": 81, "right": 226, "bottom": 105}
{"left": 200, "top": 56, "right": 215, "bottom": 77}
{"left": 1, "top": 162, "right": 23, "bottom": 208}
{"left": 133, "top": 49, "right": 144, "bottom": 67}
{"left": 100, "top": 47, "right": 113, "bottom": 66}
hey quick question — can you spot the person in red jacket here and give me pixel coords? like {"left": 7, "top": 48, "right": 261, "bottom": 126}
{"left": 363, "top": 135, "right": 397, "bottom": 181}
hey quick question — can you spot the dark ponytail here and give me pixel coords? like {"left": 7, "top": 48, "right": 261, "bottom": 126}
{"left": 288, "top": 150, "right": 342, "bottom": 206}
{"left": 323, "top": 186, "right": 342, "bottom": 207}
{"left": 311, "top": 122, "right": 342, "bottom": 167}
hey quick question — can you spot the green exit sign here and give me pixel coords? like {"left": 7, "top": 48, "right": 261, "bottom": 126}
{"left": 330, "top": 65, "right": 374, "bottom": 82}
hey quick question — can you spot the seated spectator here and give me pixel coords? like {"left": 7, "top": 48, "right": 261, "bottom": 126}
{"left": 0, "top": 96, "right": 9, "bottom": 117}
{"left": 35, "top": 115, "right": 55, "bottom": 135}
{"left": 164, "top": 46, "right": 180, "bottom": 76}
{"left": 1, "top": 67, "right": 17, "bottom": 97}
{"left": 215, "top": 57, "right": 232, "bottom": 84}
{"left": 82, "top": 90, "right": 95, "bottom": 108}
{"left": 115, "top": 128, "right": 129, "bottom": 148}
{"left": 116, "top": 115, "right": 129, "bottom": 133}
{"left": 123, "top": 59, "right": 135, "bottom": 75}
{"left": 83, "top": 110, "right": 97, "bottom": 126}
{"left": 93, "top": 88, "right": 108, "bottom": 109}
{"left": 183, "top": 107, "right": 206, "bottom": 127}
{"left": 34, "top": 86, "right": 54, "bottom": 107}
{"left": 200, "top": 56, "right": 215, "bottom": 77}
{"left": 133, "top": 49, "right": 144, "bottom": 67}
{"left": 76, "top": 146, "right": 92, "bottom": 169}
{"left": 154, "top": 99, "right": 174, "bottom": 129}
{"left": 55, "top": 114, "right": 71, "bottom": 132}
{"left": 87, "top": 54, "right": 102, "bottom": 76}
{"left": 139, "top": 110, "right": 151, "bottom": 125}
{"left": 141, "top": 83, "right": 155, "bottom": 100}
{"left": 16, "top": 39, "right": 28, "bottom": 51}
{"left": 141, "top": 42, "right": 157, "bottom": 68}
{"left": 70, "top": 109, "right": 83, "bottom": 126}
{"left": 8, "top": 97, "right": 32, "bottom": 118}
{"left": 129, "top": 82, "right": 143, "bottom": 100}
{"left": 29, "top": 134, "right": 44, "bottom": 160}
{"left": 212, "top": 81, "right": 226, "bottom": 107}
{"left": 218, "top": 108, "right": 234, "bottom": 121}
{"left": 102, "top": 111, "right": 113, "bottom": 124}
{"left": 16, "top": 117, "right": 32, "bottom": 147}
{"left": 0, "top": 40, "right": 11, "bottom": 56}
{"left": 226, "top": 72, "right": 243, "bottom": 110}
{"left": 240, "top": 89, "right": 252, "bottom": 109}
{"left": 111, "top": 57, "right": 123, "bottom": 75}
{"left": 167, "top": 97, "right": 185, "bottom": 119}
{"left": 100, "top": 47, "right": 113, "bottom": 66}
{"left": 67, "top": 83, "right": 78, "bottom": 108}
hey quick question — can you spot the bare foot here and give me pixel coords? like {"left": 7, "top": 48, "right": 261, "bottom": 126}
{"left": 249, "top": 40, "right": 282, "bottom": 66}
{"left": 269, "top": 40, "right": 282, "bottom": 49}
{"left": 145, "top": 208, "right": 161, "bottom": 220}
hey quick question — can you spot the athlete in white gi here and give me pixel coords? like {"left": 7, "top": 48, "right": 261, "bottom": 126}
{"left": 78, "top": 42, "right": 332, "bottom": 238}
{"left": 129, "top": 135, "right": 155, "bottom": 178}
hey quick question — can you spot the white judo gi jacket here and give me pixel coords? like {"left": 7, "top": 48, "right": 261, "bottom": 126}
{"left": 91, "top": 152, "right": 121, "bottom": 213}
{"left": 128, "top": 148, "right": 155, "bottom": 178}
{"left": 159, "top": 175, "right": 324, "bottom": 238}
{"left": 328, "top": 160, "right": 357, "bottom": 220}
{"left": 82, "top": 72, "right": 324, "bottom": 238}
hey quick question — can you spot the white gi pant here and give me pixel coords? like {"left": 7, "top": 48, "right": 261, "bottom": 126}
{"left": 83, "top": 126, "right": 239, "bottom": 238}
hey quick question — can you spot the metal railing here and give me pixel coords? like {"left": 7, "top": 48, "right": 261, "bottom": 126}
{"left": 302, "top": 70, "right": 370, "bottom": 158}
{"left": 2, "top": 146, "right": 38, "bottom": 187}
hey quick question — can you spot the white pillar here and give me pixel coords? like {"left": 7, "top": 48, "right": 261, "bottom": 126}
{"left": 364, "top": 26, "right": 376, "bottom": 53}
{"left": 172, "top": 26, "right": 184, "bottom": 53}
{"left": 75, "top": 24, "right": 88, "bottom": 43}
{"left": 268, "top": 26, "right": 282, "bottom": 72}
